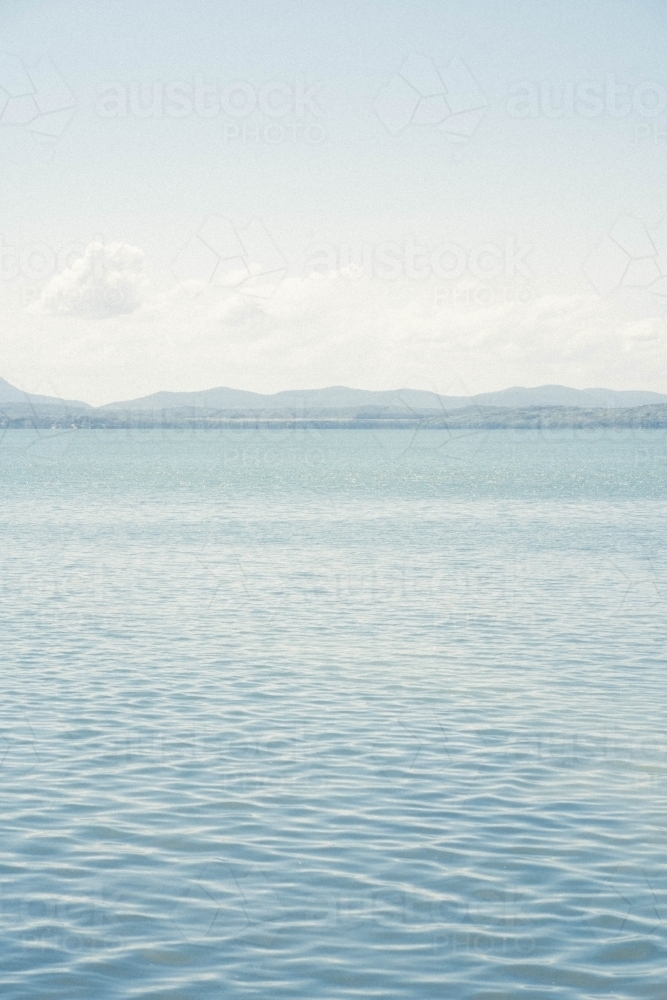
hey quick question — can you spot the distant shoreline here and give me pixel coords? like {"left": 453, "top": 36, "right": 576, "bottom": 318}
{"left": 4, "top": 404, "right": 667, "bottom": 430}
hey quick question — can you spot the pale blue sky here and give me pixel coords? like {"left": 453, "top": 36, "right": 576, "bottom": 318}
{"left": 1, "top": 0, "right": 667, "bottom": 402}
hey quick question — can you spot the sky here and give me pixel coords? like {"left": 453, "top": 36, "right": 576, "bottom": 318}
{"left": 1, "top": 0, "right": 667, "bottom": 404}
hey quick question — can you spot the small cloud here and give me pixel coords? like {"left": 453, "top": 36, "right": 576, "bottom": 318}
{"left": 28, "top": 242, "right": 149, "bottom": 318}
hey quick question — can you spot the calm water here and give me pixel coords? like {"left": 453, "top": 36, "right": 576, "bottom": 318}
{"left": 1, "top": 427, "right": 666, "bottom": 999}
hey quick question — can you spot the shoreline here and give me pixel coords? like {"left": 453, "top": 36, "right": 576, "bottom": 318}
{"left": 3, "top": 404, "right": 667, "bottom": 430}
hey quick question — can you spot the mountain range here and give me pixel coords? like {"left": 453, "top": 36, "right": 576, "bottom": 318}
{"left": 3, "top": 377, "right": 667, "bottom": 416}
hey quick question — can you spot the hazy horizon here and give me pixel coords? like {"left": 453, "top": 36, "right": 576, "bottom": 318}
{"left": 3, "top": 372, "right": 667, "bottom": 411}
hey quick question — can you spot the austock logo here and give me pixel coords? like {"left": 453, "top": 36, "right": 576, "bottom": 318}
{"left": 0, "top": 52, "right": 75, "bottom": 152}
{"left": 95, "top": 75, "right": 326, "bottom": 143}
{"left": 374, "top": 53, "right": 488, "bottom": 142}
{"left": 304, "top": 235, "right": 533, "bottom": 283}
{"left": 584, "top": 213, "right": 667, "bottom": 305}
{"left": 172, "top": 215, "right": 288, "bottom": 299}
{"left": 507, "top": 76, "right": 667, "bottom": 120}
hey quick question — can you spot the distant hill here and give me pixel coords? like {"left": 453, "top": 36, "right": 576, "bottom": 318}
{"left": 464, "top": 385, "right": 667, "bottom": 409}
{"left": 100, "top": 383, "right": 667, "bottom": 413}
{"left": 3, "top": 376, "right": 667, "bottom": 427}
{"left": 0, "top": 377, "right": 90, "bottom": 410}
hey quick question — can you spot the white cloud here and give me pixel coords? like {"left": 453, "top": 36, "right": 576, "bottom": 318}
{"left": 28, "top": 242, "right": 149, "bottom": 318}
{"left": 5, "top": 260, "right": 667, "bottom": 404}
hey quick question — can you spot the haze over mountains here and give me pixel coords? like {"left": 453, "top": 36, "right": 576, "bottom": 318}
{"left": 2, "top": 376, "right": 667, "bottom": 415}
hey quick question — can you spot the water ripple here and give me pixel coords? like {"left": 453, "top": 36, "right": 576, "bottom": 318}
{"left": 0, "top": 429, "right": 666, "bottom": 998}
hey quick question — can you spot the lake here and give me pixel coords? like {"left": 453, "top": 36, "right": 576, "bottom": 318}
{"left": 1, "top": 427, "right": 665, "bottom": 998}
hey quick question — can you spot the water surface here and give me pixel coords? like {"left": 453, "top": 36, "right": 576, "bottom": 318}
{"left": 1, "top": 427, "right": 666, "bottom": 998}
